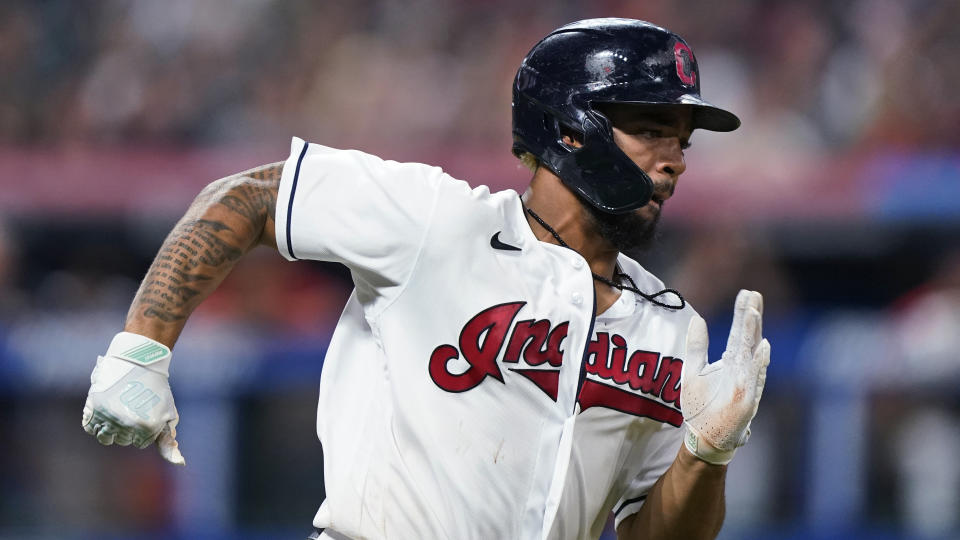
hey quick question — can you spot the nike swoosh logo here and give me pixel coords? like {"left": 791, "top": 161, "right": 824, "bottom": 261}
{"left": 490, "top": 231, "right": 521, "bottom": 251}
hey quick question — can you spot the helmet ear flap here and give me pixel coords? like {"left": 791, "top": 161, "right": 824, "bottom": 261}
{"left": 536, "top": 109, "right": 581, "bottom": 152}
{"left": 583, "top": 107, "right": 613, "bottom": 140}
{"left": 541, "top": 112, "right": 553, "bottom": 132}
{"left": 556, "top": 120, "right": 582, "bottom": 151}
{"left": 548, "top": 107, "right": 616, "bottom": 156}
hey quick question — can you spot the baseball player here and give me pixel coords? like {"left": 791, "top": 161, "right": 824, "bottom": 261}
{"left": 82, "top": 18, "right": 770, "bottom": 540}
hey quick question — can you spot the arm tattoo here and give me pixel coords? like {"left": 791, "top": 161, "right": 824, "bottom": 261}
{"left": 219, "top": 162, "right": 281, "bottom": 229}
{"left": 219, "top": 184, "right": 276, "bottom": 225}
{"left": 131, "top": 162, "right": 283, "bottom": 326}
{"left": 138, "top": 219, "right": 242, "bottom": 322}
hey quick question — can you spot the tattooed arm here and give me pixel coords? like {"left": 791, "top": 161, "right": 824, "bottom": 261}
{"left": 123, "top": 162, "right": 282, "bottom": 348}
{"left": 80, "top": 163, "right": 282, "bottom": 460}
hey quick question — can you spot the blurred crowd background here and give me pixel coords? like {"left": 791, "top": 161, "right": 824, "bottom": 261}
{"left": 1, "top": 0, "right": 959, "bottom": 539}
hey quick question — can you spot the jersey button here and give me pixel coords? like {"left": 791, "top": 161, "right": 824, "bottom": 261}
{"left": 572, "top": 258, "right": 584, "bottom": 270}
{"left": 571, "top": 292, "right": 584, "bottom": 305}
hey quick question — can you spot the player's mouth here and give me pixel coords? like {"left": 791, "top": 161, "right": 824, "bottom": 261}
{"left": 649, "top": 192, "right": 667, "bottom": 211}
{"left": 649, "top": 181, "right": 674, "bottom": 210}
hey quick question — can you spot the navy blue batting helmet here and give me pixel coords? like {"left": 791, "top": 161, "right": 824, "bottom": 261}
{"left": 512, "top": 18, "right": 740, "bottom": 213}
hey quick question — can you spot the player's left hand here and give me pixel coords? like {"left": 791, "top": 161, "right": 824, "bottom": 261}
{"left": 680, "top": 289, "right": 770, "bottom": 465}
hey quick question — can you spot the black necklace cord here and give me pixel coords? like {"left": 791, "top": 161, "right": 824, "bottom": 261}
{"left": 525, "top": 207, "right": 686, "bottom": 311}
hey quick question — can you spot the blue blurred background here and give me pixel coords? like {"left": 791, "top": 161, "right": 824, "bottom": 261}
{"left": 1, "top": 1, "right": 959, "bottom": 539}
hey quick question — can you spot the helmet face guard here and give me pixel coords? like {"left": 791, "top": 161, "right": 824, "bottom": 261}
{"left": 512, "top": 18, "right": 740, "bottom": 214}
{"left": 541, "top": 106, "right": 655, "bottom": 214}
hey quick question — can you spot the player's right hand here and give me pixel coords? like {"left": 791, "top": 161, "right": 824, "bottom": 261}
{"left": 81, "top": 332, "right": 186, "bottom": 465}
{"left": 680, "top": 290, "right": 770, "bottom": 465}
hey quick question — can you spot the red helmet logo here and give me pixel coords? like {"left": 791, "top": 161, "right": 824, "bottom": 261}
{"left": 674, "top": 42, "right": 697, "bottom": 86}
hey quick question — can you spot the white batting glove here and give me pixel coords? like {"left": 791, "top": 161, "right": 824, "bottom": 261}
{"left": 681, "top": 290, "right": 771, "bottom": 465}
{"left": 81, "top": 332, "right": 186, "bottom": 465}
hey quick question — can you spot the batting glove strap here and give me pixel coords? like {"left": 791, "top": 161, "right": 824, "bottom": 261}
{"left": 684, "top": 424, "right": 741, "bottom": 466}
{"left": 104, "top": 332, "right": 172, "bottom": 376}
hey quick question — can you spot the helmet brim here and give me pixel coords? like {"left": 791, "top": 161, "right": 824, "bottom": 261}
{"left": 592, "top": 95, "right": 741, "bottom": 132}
{"left": 683, "top": 96, "right": 741, "bottom": 132}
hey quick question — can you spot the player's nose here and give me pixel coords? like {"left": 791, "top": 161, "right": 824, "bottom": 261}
{"left": 656, "top": 138, "right": 686, "bottom": 179}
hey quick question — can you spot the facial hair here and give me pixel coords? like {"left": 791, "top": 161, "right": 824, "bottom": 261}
{"left": 580, "top": 198, "right": 661, "bottom": 253}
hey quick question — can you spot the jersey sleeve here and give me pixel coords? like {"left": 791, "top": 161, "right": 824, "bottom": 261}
{"left": 612, "top": 424, "right": 684, "bottom": 529}
{"left": 275, "top": 137, "right": 444, "bottom": 296}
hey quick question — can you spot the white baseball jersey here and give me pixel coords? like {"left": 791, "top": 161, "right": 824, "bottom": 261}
{"left": 275, "top": 137, "right": 695, "bottom": 539}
